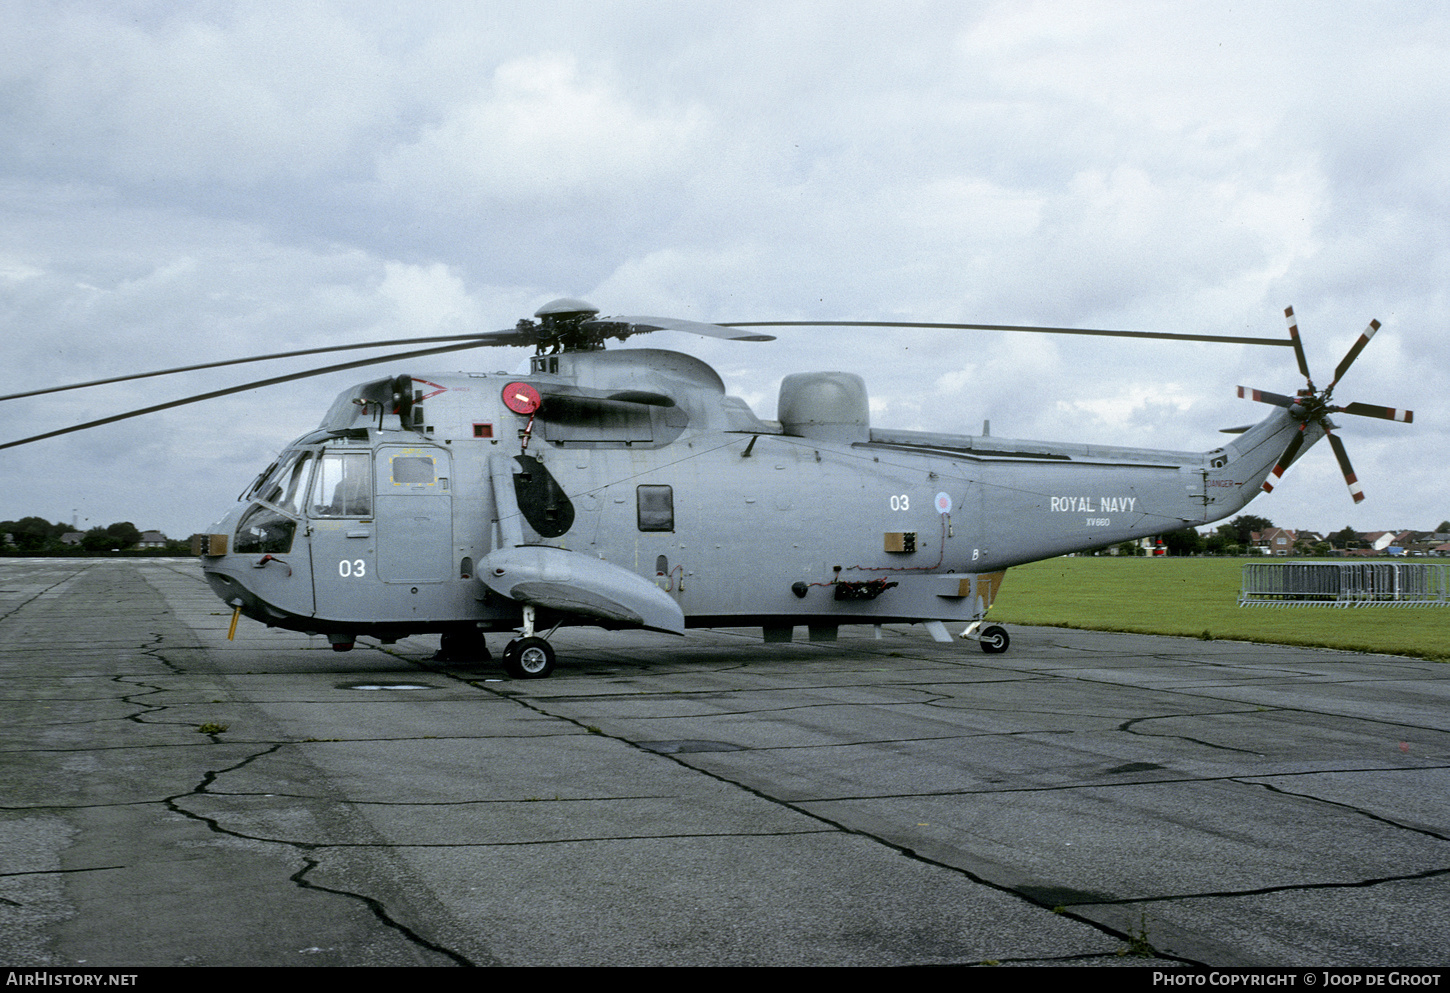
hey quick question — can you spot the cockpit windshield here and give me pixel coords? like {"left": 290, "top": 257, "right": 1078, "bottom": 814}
{"left": 233, "top": 450, "right": 316, "bottom": 555}
{"left": 249, "top": 450, "right": 316, "bottom": 515}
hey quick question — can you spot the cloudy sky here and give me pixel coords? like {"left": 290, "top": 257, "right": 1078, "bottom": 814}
{"left": 2, "top": 1, "right": 1445, "bottom": 541}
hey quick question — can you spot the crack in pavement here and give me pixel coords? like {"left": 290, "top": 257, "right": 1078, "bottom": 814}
{"left": 9, "top": 561, "right": 1448, "bottom": 966}
{"left": 2, "top": 562, "right": 485, "bottom": 967}
{"left": 165, "top": 742, "right": 479, "bottom": 965}
{"left": 458, "top": 674, "right": 1196, "bottom": 965}
{"left": 456, "top": 639, "right": 1450, "bottom": 965}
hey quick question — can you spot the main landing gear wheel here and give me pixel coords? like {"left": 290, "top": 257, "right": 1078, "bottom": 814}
{"left": 979, "top": 625, "right": 1010, "bottom": 654}
{"left": 503, "top": 636, "right": 556, "bottom": 679}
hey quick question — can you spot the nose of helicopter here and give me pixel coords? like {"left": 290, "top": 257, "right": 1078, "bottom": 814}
{"left": 200, "top": 553, "right": 296, "bottom": 626}
{"left": 195, "top": 504, "right": 304, "bottom": 626}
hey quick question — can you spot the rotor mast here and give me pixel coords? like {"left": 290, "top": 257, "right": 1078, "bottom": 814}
{"left": 528, "top": 298, "right": 616, "bottom": 353}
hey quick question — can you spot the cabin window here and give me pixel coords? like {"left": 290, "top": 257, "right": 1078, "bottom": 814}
{"left": 391, "top": 455, "right": 436, "bottom": 485}
{"left": 637, "top": 485, "right": 674, "bottom": 532}
{"left": 309, "top": 452, "right": 372, "bottom": 518}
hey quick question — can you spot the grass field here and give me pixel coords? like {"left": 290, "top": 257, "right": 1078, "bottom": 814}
{"left": 988, "top": 557, "right": 1450, "bottom": 661}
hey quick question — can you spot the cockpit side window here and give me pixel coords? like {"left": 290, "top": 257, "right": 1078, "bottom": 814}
{"left": 310, "top": 451, "right": 373, "bottom": 518}
{"left": 234, "top": 503, "right": 298, "bottom": 554}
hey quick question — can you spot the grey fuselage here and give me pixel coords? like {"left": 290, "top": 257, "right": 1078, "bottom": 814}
{"left": 199, "top": 347, "right": 1312, "bottom": 643}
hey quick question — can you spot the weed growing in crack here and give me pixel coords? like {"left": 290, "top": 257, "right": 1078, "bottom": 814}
{"left": 1118, "top": 911, "right": 1154, "bottom": 958}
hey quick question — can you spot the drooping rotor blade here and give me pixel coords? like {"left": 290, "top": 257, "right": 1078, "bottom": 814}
{"left": 1236, "top": 386, "right": 1298, "bottom": 408}
{"left": 1282, "top": 306, "right": 1315, "bottom": 385}
{"left": 720, "top": 320, "right": 1295, "bottom": 347}
{"left": 1326, "top": 430, "right": 1365, "bottom": 504}
{"left": 604, "top": 390, "right": 676, "bottom": 406}
{"left": 1336, "top": 401, "right": 1414, "bottom": 423}
{"left": 0, "top": 330, "right": 531, "bottom": 404}
{"left": 534, "top": 384, "right": 676, "bottom": 407}
{"left": 1261, "top": 427, "right": 1307, "bottom": 495}
{"left": 1326, "top": 319, "right": 1381, "bottom": 394}
{"left": 609, "top": 316, "right": 776, "bottom": 342}
{"left": 0, "top": 339, "right": 491, "bottom": 452}
{"left": 1218, "top": 425, "right": 1255, "bottom": 434}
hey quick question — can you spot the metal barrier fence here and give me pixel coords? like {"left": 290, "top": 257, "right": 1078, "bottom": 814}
{"left": 1239, "top": 561, "right": 1450, "bottom": 607}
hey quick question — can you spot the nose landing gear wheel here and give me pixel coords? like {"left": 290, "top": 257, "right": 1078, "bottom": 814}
{"left": 979, "top": 625, "right": 1010, "bottom": 654}
{"left": 503, "top": 636, "right": 556, "bottom": 678}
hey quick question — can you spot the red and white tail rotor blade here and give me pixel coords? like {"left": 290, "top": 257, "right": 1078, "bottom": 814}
{"left": 1283, "top": 306, "right": 1315, "bottom": 385}
{"left": 1261, "top": 427, "right": 1307, "bottom": 495}
{"left": 1237, "top": 386, "right": 1297, "bottom": 408}
{"left": 1325, "top": 430, "right": 1365, "bottom": 504}
{"left": 1337, "top": 401, "right": 1413, "bottom": 423}
{"left": 1326, "top": 319, "right": 1380, "bottom": 394}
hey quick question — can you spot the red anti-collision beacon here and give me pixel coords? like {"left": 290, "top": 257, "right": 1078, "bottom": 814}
{"left": 501, "top": 382, "right": 542, "bottom": 415}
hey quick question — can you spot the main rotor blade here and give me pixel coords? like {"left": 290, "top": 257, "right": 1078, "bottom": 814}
{"left": 534, "top": 384, "right": 676, "bottom": 407}
{"left": 0, "top": 339, "right": 490, "bottom": 452}
{"left": 1336, "top": 401, "right": 1413, "bottom": 423}
{"left": 1327, "top": 319, "right": 1381, "bottom": 393}
{"left": 1326, "top": 430, "right": 1365, "bottom": 504}
{"left": 1237, "top": 386, "right": 1297, "bottom": 408}
{"left": 610, "top": 315, "right": 775, "bottom": 342}
{"left": 1283, "top": 306, "right": 1315, "bottom": 384}
{"left": 720, "top": 320, "right": 1295, "bottom": 347}
{"left": 0, "top": 330, "right": 529, "bottom": 403}
{"left": 1261, "top": 428, "right": 1307, "bottom": 495}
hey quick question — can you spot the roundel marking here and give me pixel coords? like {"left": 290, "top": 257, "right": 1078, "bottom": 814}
{"left": 502, "top": 382, "right": 542, "bottom": 414}
{"left": 935, "top": 492, "right": 952, "bottom": 515}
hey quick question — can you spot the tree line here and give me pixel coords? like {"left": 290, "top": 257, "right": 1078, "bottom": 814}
{"left": 1, "top": 517, "right": 190, "bottom": 556}
{"left": 1144, "top": 516, "right": 1450, "bottom": 558}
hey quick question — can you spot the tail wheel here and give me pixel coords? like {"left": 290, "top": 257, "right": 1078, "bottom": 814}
{"left": 503, "top": 636, "right": 556, "bottom": 678}
{"left": 979, "top": 625, "right": 1010, "bottom": 654}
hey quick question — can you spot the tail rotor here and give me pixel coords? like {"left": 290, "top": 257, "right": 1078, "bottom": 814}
{"left": 1237, "top": 307, "right": 1412, "bottom": 504}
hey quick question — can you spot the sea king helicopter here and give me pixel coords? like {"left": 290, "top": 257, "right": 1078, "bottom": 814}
{"left": 4, "top": 301, "right": 1413, "bottom": 677}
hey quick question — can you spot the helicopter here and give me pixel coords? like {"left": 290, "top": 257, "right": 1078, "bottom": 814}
{"left": 3, "top": 301, "right": 1413, "bottom": 678}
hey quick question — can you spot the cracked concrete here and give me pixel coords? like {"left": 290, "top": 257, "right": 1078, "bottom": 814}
{"left": 1, "top": 561, "right": 473, "bottom": 966}
{"left": 1, "top": 558, "right": 1447, "bottom": 966}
